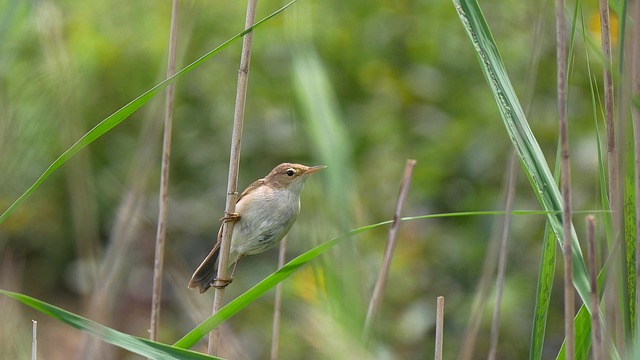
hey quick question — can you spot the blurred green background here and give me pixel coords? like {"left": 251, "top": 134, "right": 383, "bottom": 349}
{"left": 0, "top": 0, "right": 609, "bottom": 358}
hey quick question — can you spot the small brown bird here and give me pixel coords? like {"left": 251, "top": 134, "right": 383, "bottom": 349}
{"left": 189, "top": 163, "right": 325, "bottom": 293}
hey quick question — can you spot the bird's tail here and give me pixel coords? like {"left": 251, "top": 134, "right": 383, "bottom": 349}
{"left": 188, "top": 245, "right": 220, "bottom": 294}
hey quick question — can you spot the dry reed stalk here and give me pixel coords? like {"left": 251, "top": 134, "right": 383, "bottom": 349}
{"left": 555, "top": 0, "right": 574, "bottom": 358}
{"left": 270, "top": 236, "right": 288, "bottom": 360}
{"left": 458, "top": 154, "right": 512, "bottom": 360}
{"left": 435, "top": 296, "right": 444, "bottom": 360}
{"left": 149, "top": 0, "right": 180, "bottom": 342}
{"left": 597, "top": 0, "right": 622, "bottom": 353}
{"left": 363, "top": 159, "right": 417, "bottom": 339}
{"left": 209, "top": 0, "right": 258, "bottom": 355}
{"left": 31, "top": 320, "right": 37, "bottom": 360}
{"left": 599, "top": 0, "right": 617, "bottom": 217}
{"left": 488, "top": 153, "right": 517, "bottom": 360}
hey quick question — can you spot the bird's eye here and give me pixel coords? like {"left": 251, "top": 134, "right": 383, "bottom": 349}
{"left": 286, "top": 169, "right": 296, "bottom": 176}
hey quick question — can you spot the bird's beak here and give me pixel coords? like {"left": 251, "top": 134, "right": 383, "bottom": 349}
{"left": 304, "top": 165, "right": 327, "bottom": 175}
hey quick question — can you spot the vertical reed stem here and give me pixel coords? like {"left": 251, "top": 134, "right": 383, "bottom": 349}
{"left": 488, "top": 153, "right": 517, "bottom": 360}
{"left": 598, "top": 0, "right": 622, "bottom": 353}
{"left": 270, "top": 236, "right": 287, "bottom": 360}
{"left": 555, "top": 0, "right": 574, "bottom": 358}
{"left": 599, "top": 0, "right": 617, "bottom": 216}
{"left": 150, "top": 0, "right": 179, "bottom": 342}
{"left": 31, "top": 320, "right": 37, "bottom": 360}
{"left": 208, "top": 0, "right": 258, "bottom": 355}
{"left": 363, "top": 159, "right": 417, "bottom": 339}
{"left": 435, "top": 296, "right": 445, "bottom": 360}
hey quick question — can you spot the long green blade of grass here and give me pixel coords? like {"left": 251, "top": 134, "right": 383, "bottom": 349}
{"left": 173, "top": 219, "right": 403, "bottom": 349}
{"left": 452, "top": 0, "right": 592, "bottom": 313}
{"left": 0, "top": 210, "right": 598, "bottom": 355}
{"left": 530, "top": 224, "right": 557, "bottom": 360}
{"left": 530, "top": 100, "right": 563, "bottom": 360}
{"left": 0, "top": 0, "right": 298, "bottom": 226}
{"left": 555, "top": 306, "right": 592, "bottom": 360}
{"left": 617, "top": 0, "right": 635, "bottom": 342}
{"left": 555, "top": 252, "right": 622, "bottom": 360}
{"left": 625, "top": 118, "right": 637, "bottom": 338}
{"left": 174, "top": 210, "right": 562, "bottom": 349}
{"left": 0, "top": 290, "right": 219, "bottom": 360}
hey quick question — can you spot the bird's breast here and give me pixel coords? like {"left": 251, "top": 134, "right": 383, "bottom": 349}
{"left": 231, "top": 187, "right": 301, "bottom": 255}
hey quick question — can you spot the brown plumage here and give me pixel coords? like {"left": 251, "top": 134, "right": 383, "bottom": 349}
{"left": 189, "top": 163, "right": 325, "bottom": 293}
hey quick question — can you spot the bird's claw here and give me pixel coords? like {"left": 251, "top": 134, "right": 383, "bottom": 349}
{"left": 220, "top": 212, "right": 240, "bottom": 222}
{"left": 212, "top": 276, "right": 234, "bottom": 289}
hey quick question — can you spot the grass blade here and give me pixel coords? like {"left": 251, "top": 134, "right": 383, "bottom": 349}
{"left": 1, "top": 210, "right": 596, "bottom": 356}
{"left": 530, "top": 118, "right": 563, "bottom": 360}
{"left": 452, "top": 0, "right": 591, "bottom": 313}
{"left": 555, "top": 306, "right": 592, "bottom": 360}
{"left": 555, "top": 253, "right": 622, "bottom": 360}
{"left": 363, "top": 159, "right": 417, "bottom": 339}
{"left": 174, "top": 223, "right": 377, "bottom": 349}
{"left": 530, "top": 224, "right": 557, "bottom": 360}
{"left": 0, "top": 0, "right": 299, "bottom": 226}
{"left": 0, "top": 290, "right": 219, "bottom": 360}
{"left": 175, "top": 210, "right": 562, "bottom": 349}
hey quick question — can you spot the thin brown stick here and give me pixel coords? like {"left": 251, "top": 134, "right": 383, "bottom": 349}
{"left": 598, "top": 0, "right": 622, "bottom": 353}
{"left": 555, "top": 0, "right": 574, "bottom": 358}
{"left": 270, "top": 236, "right": 288, "bottom": 360}
{"left": 31, "top": 320, "right": 37, "bottom": 360}
{"left": 599, "top": 0, "right": 617, "bottom": 215}
{"left": 209, "top": 0, "right": 258, "bottom": 355}
{"left": 150, "top": 0, "right": 179, "bottom": 343}
{"left": 586, "top": 216, "right": 603, "bottom": 360}
{"left": 434, "top": 296, "right": 444, "bottom": 360}
{"left": 632, "top": 0, "right": 640, "bottom": 347}
{"left": 488, "top": 153, "right": 517, "bottom": 360}
{"left": 458, "top": 160, "right": 506, "bottom": 359}
{"left": 363, "top": 159, "right": 417, "bottom": 340}
{"left": 599, "top": 0, "right": 622, "bottom": 349}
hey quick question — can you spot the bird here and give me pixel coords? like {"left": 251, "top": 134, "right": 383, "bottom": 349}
{"left": 188, "top": 162, "right": 326, "bottom": 293}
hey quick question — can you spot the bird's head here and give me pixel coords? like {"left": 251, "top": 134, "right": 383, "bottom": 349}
{"left": 265, "top": 163, "right": 326, "bottom": 192}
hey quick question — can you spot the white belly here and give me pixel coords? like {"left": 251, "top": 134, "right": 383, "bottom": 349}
{"left": 231, "top": 187, "right": 301, "bottom": 256}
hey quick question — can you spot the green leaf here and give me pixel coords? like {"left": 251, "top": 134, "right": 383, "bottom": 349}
{"left": 1, "top": 211, "right": 598, "bottom": 355}
{"left": 0, "top": 0, "right": 299, "bottom": 226}
{"left": 530, "top": 108, "right": 563, "bottom": 360}
{"left": 0, "top": 290, "right": 219, "bottom": 360}
{"left": 174, "top": 221, "right": 380, "bottom": 349}
{"left": 175, "top": 210, "right": 564, "bottom": 349}
{"left": 529, "top": 224, "right": 557, "bottom": 360}
{"left": 452, "top": 0, "right": 592, "bottom": 314}
{"left": 555, "top": 306, "right": 592, "bottom": 360}
{"left": 555, "top": 253, "right": 622, "bottom": 360}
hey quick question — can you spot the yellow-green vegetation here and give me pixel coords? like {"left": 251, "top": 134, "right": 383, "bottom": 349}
{"left": 0, "top": 0, "right": 636, "bottom": 359}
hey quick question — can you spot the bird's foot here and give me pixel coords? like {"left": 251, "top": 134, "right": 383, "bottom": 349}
{"left": 220, "top": 212, "right": 240, "bottom": 223}
{"left": 212, "top": 276, "right": 234, "bottom": 289}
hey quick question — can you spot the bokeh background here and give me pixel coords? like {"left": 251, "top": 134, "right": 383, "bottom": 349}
{"left": 0, "top": 0, "right": 610, "bottom": 358}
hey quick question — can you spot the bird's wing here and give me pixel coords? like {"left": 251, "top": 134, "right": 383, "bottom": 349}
{"left": 237, "top": 178, "right": 265, "bottom": 202}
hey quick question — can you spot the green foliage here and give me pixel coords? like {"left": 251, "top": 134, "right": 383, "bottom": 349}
{"left": 0, "top": 0, "right": 298, "bottom": 226}
{"left": 0, "top": 290, "right": 220, "bottom": 360}
{"left": 452, "top": 0, "right": 591, "bottom": 314}
{"left": 1, "top": 211, "right": 558, "bottom": 358}
{"left": 0, "top": 0, "right": 630, "bottom": 358}
{"left": 530, "top": 224, "right": 557, "bottom": 360}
